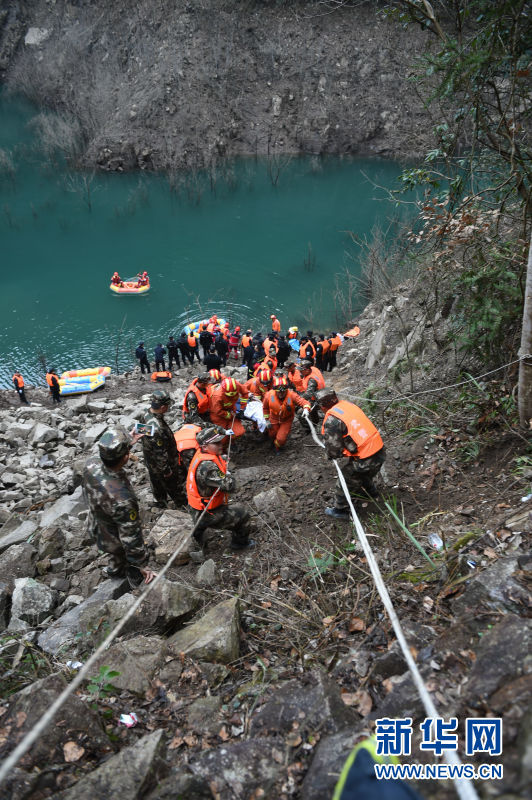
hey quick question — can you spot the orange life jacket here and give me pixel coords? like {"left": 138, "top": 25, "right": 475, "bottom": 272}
{"left": 263, "top": 338, "right": 279, "bottom": 354}
{"left": 241, "top": 334, "right": 252, "bottom": 348}
{"left": 288, "top": 330, "right": 298, "bottom": 340}
{"left": 187, "top": 450, "right": 227, "bottom": 511}
{"left": 317, "top": 338, "right": 330, "bottom": 354}
{"left": 13, "top": 374, "right": 24, "bottom": 388}
{"left": 45, "top": 373, "right": 56, "bottom": 388}
{"left": 288, "top": 367, "right": 303, "bottom": 392}
{"left": 299, "top": 340, "right": 316, "bottom": 360}
{"left": 271, "top": 318, "right": 281, "bottom": 333}
{"left": 183, "top": 380, "right": 210, "bottom": 415}
{"left": 329, "top": 335, "right": 343, "bottom": 351}
{"left": 322, "top": 401, "right": 383, "bottom": 460}
{"left": 174, "top": 424, "right": 201, "bottom": 464}
{"left": 207, "top": 322, "right": 216, "bottom": 333}
{"left": 254, "top": 356, "right": 277, "bottom": 376}
{"left": 301, "top": 367, "right": 325, "bottom": 393}
{"left": 188, "top": 334, "right": 197, "bottom": 349}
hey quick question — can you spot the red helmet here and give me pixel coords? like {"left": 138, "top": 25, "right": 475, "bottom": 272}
{"left": 209, "top": 369, "right": 221, "bottom": 382}
{"left": 270, "top": 314, "right": 276, "bottom": 319}
{"left": 259, "top": 369, "right": 272, "bottom": 385}
{"left": 273, "top": 376, "right": 288, "bottom": 391}
{"left": 235, "top": 326, "right": 241, "bottom": 332}
{"left": 221, "top": 377, "right": 238, "bottom": 396}
{"left": 142, "top": 271, "right": 148, "bottom": 276}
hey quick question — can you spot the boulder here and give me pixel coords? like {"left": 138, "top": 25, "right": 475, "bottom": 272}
{"left": 0, "top": 542, "right": 36, "bottom": 591}
{"left": 78, "top": 422, "right": 108, "bottom": 448}
{"left": 24, "top": 27, "right": 50, "bottom": 46}
{"left": 1, "top": 673, "right": 110, "bottom": 769}
{"left": 166, "top": 596, "right": 240, "bottom": 664}
{"left": 365, "top": 326, "right": 386, "bottom": 371}
{"left": 0, "top": 517, "right": 38, "bottom": 554}
{"left": 301, "top": 727, "right": 366, "bottom": 800}
{"left": 91, "top": 635, "right": 166, "bottom": 694}
{"left": 39, "top": 486, "right": 85, "bottom": 528}
{"left": 29, "top": 422, "right": 59, "bottom": 445}
{"left": 145, "top": 771, "right": 212, "bottom": 800}
{"left": 453, "top": 557, "right": 527, "bottom": 618}
{"left": 9, "top": 577, "right": 56, "bottom": 630}
{"left": 147, "top": 509, "right": 194, "bottom": 566}
{"left": 250, "top": 671, "right": 360, "bottom": 738}
{"left": 103, "top": 578, "right": 199, "bottom": 636}
{"left": 37, "top": 526, "right": 66, "bottom": 560}
{"left": 463, "top": 615, "right": 532, "bottom": 705}
{"left": 54, "top": 730, "right": 167, "bottom": 800}
{"left": 187, "top": 696, "right": 223, "bottom": 735}
{"left": 37, "top": 578, "right": 128, "bottom": 654}
{"left": 4, "top": 421, "right": 34, "bottom": 442}
{"left": 196, "top": 558, "right": 217, "bottom": 586}
{"left": 190, "top": 737, "right": 285, "bottom": 798}
{"left": 253, "top": 486, "right": 289, "bottom": 513}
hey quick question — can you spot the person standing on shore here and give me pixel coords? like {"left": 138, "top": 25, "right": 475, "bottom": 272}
{"left": 46, "top": 369, "right": 61, "bottom": 404}
{"left": 13, "top": 372, "right": 29, "bottom": 405}
{"left": 135, "top": 342, "right": 151, "bottom": 374}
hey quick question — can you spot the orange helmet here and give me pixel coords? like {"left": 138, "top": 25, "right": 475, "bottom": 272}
{"left": 270, "top": 314, "right": 276, "bottom": 319}
{"left": 209, "top": 369, "right": 222, "bottom": 382}
{"left": 259, "top": 369, "right": 272, "bottom": 385}
{"left": 221, "top": 377, "right": 238, "bottom": 396}
{"left": 273, "top": 376, "right": 288, "bottom": 391}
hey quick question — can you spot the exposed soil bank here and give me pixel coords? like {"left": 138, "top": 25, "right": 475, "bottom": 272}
{"left": 0, "top": 0, "right": 435, "bottom": 171}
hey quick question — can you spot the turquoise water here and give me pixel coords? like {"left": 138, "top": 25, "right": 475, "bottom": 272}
{"left": 1, "top": 95, "right": 406, "bottom": 387}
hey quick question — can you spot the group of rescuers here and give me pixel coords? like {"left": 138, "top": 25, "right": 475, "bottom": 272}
{"left": 82, "top": 315, "right": 385, "bottom": 588}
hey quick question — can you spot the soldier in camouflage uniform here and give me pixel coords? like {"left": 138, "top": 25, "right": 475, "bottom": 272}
{"left": 186, "top": 426, "right": 254, "bottom": 554}
{"left": 317, "top": 389, "right": 386, "bottom": 518}
{"left": 82, "top": 426, "right": 156, "bottom": 586}
{"left": 182, "top": 374, "right": 211, "bottom": 427}
{"left": 141, "top": 389, "right": 183, "bottom": 508}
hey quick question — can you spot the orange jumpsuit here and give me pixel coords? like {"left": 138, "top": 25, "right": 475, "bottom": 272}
{"left": 209, "top": 381, "right": 249, "bottom": 437}
{"left": 263, "top": 389, "right": 310, "bottom": 449}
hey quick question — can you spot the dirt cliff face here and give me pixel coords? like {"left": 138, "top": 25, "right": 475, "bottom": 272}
{"left": 0, "top": 0, "right": 435, "bottom": 171}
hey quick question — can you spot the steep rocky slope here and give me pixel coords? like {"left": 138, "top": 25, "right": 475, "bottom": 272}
{"left": 0, "top": 297, "right": 530, "bottom": 799}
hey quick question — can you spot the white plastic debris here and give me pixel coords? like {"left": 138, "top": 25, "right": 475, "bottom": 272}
{"left": 66, "top": 661, "right": 83, "bottom": 670}
{"left": 118, "top": 712, "right": 138, "bottom": 728}
{"left": 244, "top": 400, "right": 268, "bottom": 433}
{"left": 427, "top": 533, "right": 443, "bottom": 550}
{"left": 520, "top": 492, "right": 532, "bottom": 502}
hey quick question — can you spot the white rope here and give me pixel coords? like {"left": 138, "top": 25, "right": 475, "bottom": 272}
{"left": 344, "top": 354, "right": 529, "bottom": 405}
{"left": 0, "top": 495, "right": 218, "bottom": 786}
{"left": 306, "top": 418, "right": 479, "bottom": 800}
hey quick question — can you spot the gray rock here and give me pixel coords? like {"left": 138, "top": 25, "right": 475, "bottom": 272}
{"left": 253, "top": 486, "right": 289, "bottom": 513}
{"left": 187, "top": 696, "right": 223, "bottom": 735}
{"left": 167, "top": 596, "right": 240, "bottom": 664}
{"left": 1, "top": 673, "right": 110, "bottom": 768}
{"left": 453, "top": 557, "right": 526, "bottom": 617}
{"left": 54, "top": 730, "right": 167, "bottom": 800}
{"left": 78, "top": 422, "right": 108, "bottom": 447}
{"left": 250, "top": 671, "right": 360, "bottom": 738}
{"left": 37, "top": 526, "right": 66, "bottom": 560}
{"left": 145, "top": 771, "right": 212, "bottom": 800}
{"left": 0, "top": 517, "right": 38, "bottom": 554}
{"left": 39, "top": 486, "right": 85, "bottom": 528}
{"left": 30, "top": 422, "right": 59, "bottom": 445}
{"left": 39, "top": 454, "right": 55, "bottom": 468}
{"left": 91, "top": 635, "right": 166, "bottom": 694}
{"left": 24, "top": 27, "right": 50, "bottom": 46}
{"left": 67, "top": 396, "right": 89, "bottom": 414}
{"left": 0, "top": 581, "right": 9, "bottom": 628}
{"left": 38, "top": 578, "right": 128, "bottom": 654}
{"left": 301, "top": 727, "right": 366, "bottom": 800}
{"left": 9, "top": 577, "right": 56, "bottom": 629}
{"left": 365, "top": 326, "right": 386, "bottom": 371}
{"left": 235, "top": 466, "right": 263, "bottom": 486}
{"left": 0, "top": 542, "right": 36, "bottom": 591}
{"left": 463, "top": 615, "right": 532, "bottom": 705}
{"left": 147, "top": 509, "right": 194, "bottom": 565}
{"left": 104, "top": 578, "right": 199, "bottom": 636}
{"left": 190, "top": 736, "right": 285, "bottom": 798}
{"left": 196, "top": 558, "right": 217, "bottom": 586}
{"left": 5, "top": 421, "right": 35, "bottom": 441}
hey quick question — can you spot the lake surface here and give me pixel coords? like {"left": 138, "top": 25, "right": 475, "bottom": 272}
{"left": 1, "top": 94, "right": 408, "bottom": 387}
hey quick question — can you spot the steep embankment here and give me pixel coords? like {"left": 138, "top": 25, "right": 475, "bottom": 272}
{"left": 0, "top": 299, "right": 530, "bottom": 799}
{"left": 0, "top": 0, "right": 435, "bottom": 170}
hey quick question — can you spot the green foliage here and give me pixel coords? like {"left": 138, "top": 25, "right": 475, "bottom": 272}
{"left": 307, "top": 541, "right": 357, "bottom": 578}
{"left": 86, "top": 665, "right": 120, "bottom": 706}
{"left": 0, "top": 635, "right": 52, "bottom": 697}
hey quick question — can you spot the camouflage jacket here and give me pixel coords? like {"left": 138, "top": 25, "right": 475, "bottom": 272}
{"left": 302, "top": 377, "right": 320, "bottom": 402}
{"left": 322, "top": 413, "right": 359, "bottom": 460}
{"left": 141, "top": 409, "right": 180, "bottom": 475}
{"left": 82, "top": 456, "right": 148, "bottom": 566}
{"left": 195, "top": 456, "right": 236, "bottom": 497}
{"left": 183, "top": 388, "right": 210, "bottom": 428}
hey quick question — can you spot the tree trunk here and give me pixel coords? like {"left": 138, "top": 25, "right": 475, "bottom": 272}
{"left": 518, "top": 234, "right": 532, "bottom": 428}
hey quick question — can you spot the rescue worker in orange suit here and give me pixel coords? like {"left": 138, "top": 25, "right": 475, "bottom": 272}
{"left": 270, "top": 314, "right": 281, "bottom": 334}
{"left": 254, "top": 348, "right": 277, "bottom": 377}
{"left": 209, "top": 377, "right": 249, "bottom": 441}
{"left": 186, "top": 426, "right": 254, "bottom": 554}
{"left": 13, "top": 372, "right": 29, "bottom": 405}
{"left": 328, "top": 332, "right": 343, "bottom": 371}
{"left": 46, "top": 368, "right": 61, "bottom": 404}
{"left": 263, "top": 376, "right": 310, "bottom": 452}
{"left": 287, "top": 362, "right": 304, "bottom": 393}
{"left": 187, "top": 332, "right": 202, "bottom": 363}
{"left": 136, "top": 270, "right": 149, "bottom": 287}
{"left": 245, "top": 369, "right": 273, "bottom": 403}
{"left": 318, "top": 389, "right": 385, "bottom": 517}
{"left": 183, "top": 374, "right": 211, "bottom": 427}
{"left": 263, "top": 335, "right": 278, "bottom": 355}
{"left": 207, "top": 368, "right": 223, "bottom": 399}
{"left": 111, "top": 271, "right": 123, "bottom": 287}
{"left": 228, "top": 326, "right": 241, "bottom": 359}
{"left": 299, "top": 336, "right": 316, "bottom": 364}
{"left": 316, "top": 335, "right": 331, "bottom": 372}
{"left": 297, "top": 359, "right": 325, "bottom": 426}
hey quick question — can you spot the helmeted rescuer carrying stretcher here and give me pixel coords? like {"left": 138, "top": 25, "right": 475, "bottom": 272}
{"left": 186, "top": 426, "right": 254, "bottom": 554}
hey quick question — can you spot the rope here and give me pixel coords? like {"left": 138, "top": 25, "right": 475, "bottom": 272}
{"left": 343, "top": 354, "right": 530, "bottom": 405}
{"left": 305, "top": 418, "right": 479, "bottom": 800}
{"left": 0, "top": 494, "right": 219, "bottom": 786}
